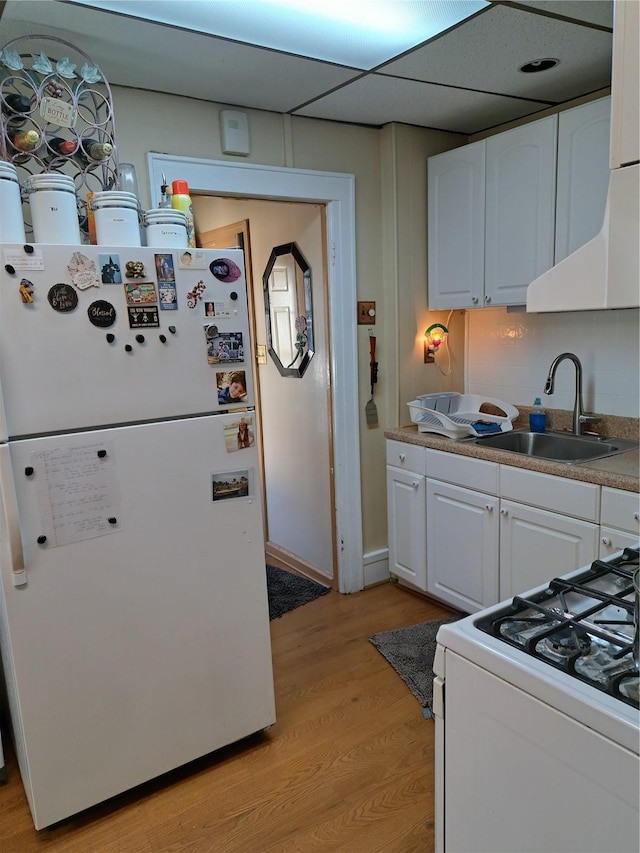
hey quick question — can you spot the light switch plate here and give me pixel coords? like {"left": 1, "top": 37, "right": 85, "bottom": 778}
{"left": 357, "top": 301, "right": 376, "bottom": 324}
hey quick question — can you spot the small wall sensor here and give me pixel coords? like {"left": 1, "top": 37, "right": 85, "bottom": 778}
{"left": 219, "top": 110, "right": 250, "bottom": 156}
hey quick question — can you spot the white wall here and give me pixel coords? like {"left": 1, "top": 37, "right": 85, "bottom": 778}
{"left": 466, "top": 307, "right": 640, "bottom": 417}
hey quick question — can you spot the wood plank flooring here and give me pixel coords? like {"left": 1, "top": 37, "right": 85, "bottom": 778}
{"left": 0, "top": 582, "right": 453, "bottom": 852}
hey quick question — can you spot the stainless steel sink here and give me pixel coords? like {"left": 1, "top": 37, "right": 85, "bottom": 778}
{"left": 464, "top": 429, "right": 639, "bottom": 464}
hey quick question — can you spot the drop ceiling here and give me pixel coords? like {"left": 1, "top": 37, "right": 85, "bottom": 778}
{"left": 0, "top": 0, "right": 613, "bottom": 135}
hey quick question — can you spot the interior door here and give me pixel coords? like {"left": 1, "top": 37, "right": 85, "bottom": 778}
{"left": 198, "top": 205, "right": 336, "bottom": 583}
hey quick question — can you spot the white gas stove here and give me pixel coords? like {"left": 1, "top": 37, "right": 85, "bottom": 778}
{"left": 433, "top": 547, "right": 640, "bottom": 853}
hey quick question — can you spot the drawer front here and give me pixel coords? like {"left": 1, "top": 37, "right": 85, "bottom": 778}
{"left": 426, "top": 449, "right": 499, "bottom": 494}
{"left": 386, "top": 440, "right": 426, "bottom": 475}
{"left": 600, "top": 487, "right": 640, "bottom": 535}
{"left": 500, "top": 466, "right": 599, "bottom": 522}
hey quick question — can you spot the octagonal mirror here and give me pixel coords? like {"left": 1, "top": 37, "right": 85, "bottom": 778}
{"left": 262, "top": 242, "right": 314, "bottom": 378}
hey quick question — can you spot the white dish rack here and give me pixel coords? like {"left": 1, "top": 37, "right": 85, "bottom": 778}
{"left": 407, "top": 393, "right": 519, "bottom": 439}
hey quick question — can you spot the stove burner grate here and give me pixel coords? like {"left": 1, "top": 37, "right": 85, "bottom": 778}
{"left": 478, "top": 548, "right": 640, "bottom": 708}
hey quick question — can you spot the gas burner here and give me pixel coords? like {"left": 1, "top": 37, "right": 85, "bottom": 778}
{"left": 618, "top": 675, "right": 639, "bottom": 706}
{"left": 477, "top": 548, "right": 640, "bottom": 709}
{"left": 537, "top": 627, "right": 592, "bottom": 663}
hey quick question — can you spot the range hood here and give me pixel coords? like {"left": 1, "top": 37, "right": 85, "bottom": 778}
{"left": 526, "top": 162, "right": 639, "bottom": 313}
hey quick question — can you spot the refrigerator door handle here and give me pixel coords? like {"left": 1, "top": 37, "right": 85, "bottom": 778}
{"left": 0, "top": 445, "right": 27, "bottom": 586}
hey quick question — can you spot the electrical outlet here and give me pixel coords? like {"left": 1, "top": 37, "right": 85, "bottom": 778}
{"left": 357, "top": 301, "right": 376, "bottom": 324}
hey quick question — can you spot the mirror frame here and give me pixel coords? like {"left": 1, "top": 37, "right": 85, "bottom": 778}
{"left": 262, "top": 241, "right": 314, "bottom": 378}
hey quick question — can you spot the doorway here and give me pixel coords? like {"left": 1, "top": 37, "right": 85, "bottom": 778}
{"left": 197, "top": 200, "right": 336, "bottom": 583}
{"left": 147, "top": 154, "right": 363, "bottom": 593}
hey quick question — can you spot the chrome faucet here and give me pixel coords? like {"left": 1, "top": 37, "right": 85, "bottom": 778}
{"left": 544, "top": 352, "right": 601, "bottom": 436}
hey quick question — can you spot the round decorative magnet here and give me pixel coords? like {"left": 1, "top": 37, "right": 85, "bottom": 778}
{"left": 48, "top": 283, "right": 78, "bottom": 313}
{"left": 87, "top": 300, "right": 116, "bottom": 328}
{"left": 209, "top": 257, "right": 241, "bottom": 283}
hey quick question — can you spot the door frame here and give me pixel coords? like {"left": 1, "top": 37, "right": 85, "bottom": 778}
{"left": 147, "top": 154, "right": 363, "bottom": 593}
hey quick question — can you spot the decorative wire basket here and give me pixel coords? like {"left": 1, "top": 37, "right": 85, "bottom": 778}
{"left": 0, "top": 34, "right": 121, "bottom": 239}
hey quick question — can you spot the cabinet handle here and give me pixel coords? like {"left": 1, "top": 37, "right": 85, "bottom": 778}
{"left": 472, "top": 296, "right": 479, "bottom": 304}
{"left": 485, "top": 295, "right": 491, "bottom": 303}
{"left": 601, "top": 536, "right": 611, "bottom": 546}
{"left": 634, "top": 513, "right": 639, "bottom": 521}
{"left": 411, "top": 480, "right": 420, "bottom": 488}
{"left": 485, "top": 504, "right": 493, "bottom": 512}
{"left": 398, "top": 453, "right": 406, "bottom": 463}
{"left": 500, "top": 508, "right": 508, "bottom": 516}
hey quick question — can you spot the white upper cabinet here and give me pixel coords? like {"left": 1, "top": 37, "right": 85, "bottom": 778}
{"left": 427, "top": 140, "right": 485, "bottom": 309}
{"left": 428, "top": 99, "right": 614, "bottom": 311}
{"left": 610, "top": 0, "right": 639, "bottom": 168}
{"left": 484, "top": 115, "right": 557, "bottom": 306}
{"left": 555, "top": 97, "right": 611, "bottom": 263}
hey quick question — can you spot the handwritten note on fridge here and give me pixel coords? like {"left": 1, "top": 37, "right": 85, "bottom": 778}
{"left": 33, "top": 442, "right": 122, "bottom": 547}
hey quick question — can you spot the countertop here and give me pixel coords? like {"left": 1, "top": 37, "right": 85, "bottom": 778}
{"left": 385, "top": 425, "right": 640, "bottom": 493}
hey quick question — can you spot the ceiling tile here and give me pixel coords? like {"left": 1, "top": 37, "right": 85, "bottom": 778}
{"left": 293, "top": 74, "right": 553, "bottom": 134}
{"left": 381, "top": 4, "right": 611, "bottom": 103}
{"left": 513, "top": 1, "right": 613, "bottom": 28}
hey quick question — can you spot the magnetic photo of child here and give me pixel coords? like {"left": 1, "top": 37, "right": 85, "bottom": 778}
{"left": 217, "top": 370, "right": 247, "bottom": 405}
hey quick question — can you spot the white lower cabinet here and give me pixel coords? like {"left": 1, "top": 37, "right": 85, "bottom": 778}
{"left": 599, "top": 486, "right": 640, "bottom": 558}
{"left": 386, "top": 440, "right": 427, "bottom": 589}
{"left": 426, "top": 479, "right": 498, "bottom": 613}
{"left": 386, "top": 440, "right": 637, "bottom": 609}
{"left": 499, "top": 500, "right": 599, "bottom": 600}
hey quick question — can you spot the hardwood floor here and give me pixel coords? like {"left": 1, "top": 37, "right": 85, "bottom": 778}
{"left": 0, "top": 582, "right": 454, "bottom": 852}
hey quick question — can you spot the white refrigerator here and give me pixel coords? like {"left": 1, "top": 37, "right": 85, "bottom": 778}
{"left": 0, "top": 243, "right": 275, "bottom": 829}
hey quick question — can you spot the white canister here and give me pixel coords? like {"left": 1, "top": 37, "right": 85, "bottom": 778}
{"left": 144, "top": 208, "right": 188, "bottom": 248}
{"left": 26, "top": 173, "right": 80, "bottom": 245}
{"left": 92, "top": 191, "right": 141, "bottom": 247}
{"left": 0, "top": 162, "right": 26, "bottom": 244}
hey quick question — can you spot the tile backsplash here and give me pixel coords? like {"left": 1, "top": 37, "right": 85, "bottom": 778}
{"left": 466, "top": 307, "right": 640, "bottom": 418}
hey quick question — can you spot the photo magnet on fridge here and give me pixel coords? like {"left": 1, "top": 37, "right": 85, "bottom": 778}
{"left": 211, "top": 468, "right": 254, "bottom": 502}
{"left": 223, "top": 417, "right": 254, "bottom": 452}
{"left": 99, "top": 254, "right": 122, "bottom": 283}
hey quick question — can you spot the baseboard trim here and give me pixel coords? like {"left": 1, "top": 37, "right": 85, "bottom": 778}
{"left": 363, "top": 548, "right": 389, "bottom": 588}
{"left": 265, "top": 542, "right": 334, "bottom": 588}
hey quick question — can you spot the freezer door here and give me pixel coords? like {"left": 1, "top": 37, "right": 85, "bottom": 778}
{"left": 0, "top": 415, "right": 274, "bottom": 829}
{"left": 0, "top": 245, "right": 254, "bottom": 436}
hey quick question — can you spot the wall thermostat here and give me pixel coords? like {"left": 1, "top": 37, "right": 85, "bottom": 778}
{"left": 219, "top": 110, "right": 250, "bottom": 156}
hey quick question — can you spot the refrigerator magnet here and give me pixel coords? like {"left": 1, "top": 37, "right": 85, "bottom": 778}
{"left": 154, "top": 253, "right": 175, "bottom": 283}
{"left": 124, "top": 261, "right": 146, "bottom": 279}
{"left": 158, "top": 281, "right": 178, "bottom": 310}
{"left": 186, "top": 280, "right": 205, "bottom": 308}
{"left": 19, "top": 278, "right": 34, "bottom": 303}
{"left": 99, "top": 254, "right": 122, "bottom": 284}
{"left": 87, "top": 300, "right": 116, "bottom": 328}
{"left": 211, "top": 468, "right": 254, "bottom": 502}
{"left": 123, "top": 280, "right": 157, "bottom": 305}
{"left": 207, "top": 331, "right": 244, "bottom": 365}
{"left": 178, "top": 250, "right": 207, "bottom": 269}
{"left": 127, "top": 305, "right": 159, "bottom": 328}
{"left": 67, "top": 252, "right": 99, "bottom": 290}
{"left": 209, "top": 257, "right": 241, "bottom": 283}
{"left": 223, "top": 417, "right": 255, "bottom": 452}
{"left": 48, "top": 283, "right": 78, "bottom": 312}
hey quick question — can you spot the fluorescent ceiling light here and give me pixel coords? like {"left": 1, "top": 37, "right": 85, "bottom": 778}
{"left": 68, "top": 0, "right": 489, "bottom": 68}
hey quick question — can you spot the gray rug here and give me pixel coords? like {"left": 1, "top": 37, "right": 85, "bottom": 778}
{"left": 266, "top": 565, "right": 330, "bottom": 620}
{"left": 369, "top": 617, "right": 462, "bottom": 716}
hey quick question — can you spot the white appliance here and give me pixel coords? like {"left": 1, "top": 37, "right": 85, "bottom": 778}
{"left": 0, "top": 243, "right": 275, "bottom": 829}
{"left": 433, "top": 547, "right": 640, "bottom": 853}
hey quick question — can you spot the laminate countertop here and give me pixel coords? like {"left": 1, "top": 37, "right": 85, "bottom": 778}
{"left": 385, "top": 425, "right": 640, "bottom": 494}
